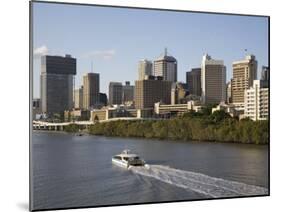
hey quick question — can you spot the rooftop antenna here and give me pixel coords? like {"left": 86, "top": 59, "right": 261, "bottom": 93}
{"left": 91, "top": 60, "right": 93, "bottom": 73}
{"left": 164, "top": 47, "right": 167, "bottom": 56}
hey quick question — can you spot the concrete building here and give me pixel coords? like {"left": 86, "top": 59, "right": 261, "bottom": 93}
{"left": 154, "top": 100, "right": 202, "bottom": 117}
{"left": 186, "top": 68, "right": 201, "bottom": 96}
{"left": 109, "top": 82, "right": 123, "bottom": 105}
{"left": 226, "top": 82, "right": 232, "bottom": 104}
{"left": 91, "top": 108, "right": 108, "bottom": 121}
{"left": 211, "top": 102, "right": 244, "bottom": 118}
{"left": 40, "top": 54, "right": 76, "bottom": 115}
{"left": 201, "top": 54, "right": 226, "bottom": 104}
{"left": 83, "top": 73, "right": 100, "bottom": 109}
{"left": 138, "top": 59, "right": 153, "bottom": 80}
{"left": 122, "top": 81, "right": 134, "bottom": 104}
{"left": 231, "top": 55, "right": 257, "bottom": 108}
{"left": 135, "top": 76, "right": 172, "bottom": 109}
{"left": 64, "top": 109, "right": 90, "bottom": 121}
{"left": 171, "top": 82, "right": 189, "bottom": 105}
{"left": 99, "top": 93, "right": 107, "bottom": 106}
{"left": 244, "top": 80, "right": 269, "bottom": 121}
{"left": 32, "top": 98, "right": 42, "bottom": 120}
{"left": 74, "top": 86, "right": 83, "bottom": 109}
{"left": 184, "top": 94, "right": 201, "bottom": 102}
{"left": 90, "top": 106, "right": 153, "bottom": 121}
{"left": 261, "top": 66, "right": 269, "bottom": 81}
{"left": 154, "top": 48, "right": 177, "bottom": 82}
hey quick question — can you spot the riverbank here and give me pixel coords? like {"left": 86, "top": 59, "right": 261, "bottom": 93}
{"left": 87, "top": 111, "right": 269, "bottom": 145}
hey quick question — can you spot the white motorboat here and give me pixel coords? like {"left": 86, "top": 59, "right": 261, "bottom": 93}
{"left": 112, "top": 149, "right": 147, "bottom": 169}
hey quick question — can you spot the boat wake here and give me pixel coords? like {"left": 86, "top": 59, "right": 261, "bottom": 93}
{"left": 130, "top": 165, "right": 268, "bottom": 198}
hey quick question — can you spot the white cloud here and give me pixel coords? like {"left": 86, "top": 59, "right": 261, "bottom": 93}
{"left": 83, "top": 49, "right": 116, "bottom": 60}
{"left": 34, "top": 45, "right": 48, "bottom": 58}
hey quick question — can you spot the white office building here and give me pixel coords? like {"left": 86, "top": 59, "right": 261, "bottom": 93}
{"left": 244, "top": 80, "right": 268, "bottom": 121}
{"left": 138, "top": 59, "right": 153, "bottom": 80}
{"left": 231, "top": 55, "right": 257, "bottom": 108}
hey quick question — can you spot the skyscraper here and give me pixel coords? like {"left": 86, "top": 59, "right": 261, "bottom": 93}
{"left": 201, "top": 54, "right": 226, "bottom": 104}
{"left": 186, "top": 68, "right": 201, "bottom": 96}
{"left": 99, "top": 93, "right": 108, "bottom": 106}
{"left": 171, "top": 82, "right": 189, "bottom": 105}
{"left": 154, "top": 48, "right": 177, "bottom": 82}
{"left": 83, "top": 73, "right": 100, "bottom": 110}
{"left": 244, "top": 80, "right": 268, "bottom": 121}
{"left": 231, "top": 55, "right": 257, "bottom": 107}
{"left": 40, "top": 54, "right": 76, "bottom": 115}
{"left": 108, "top": 82, "right": 123, "bottom": 105}
{"left": 138, "top": 59, "right": 152, "bottom": 80}
{"left": 135, "top": 76, "right": 172, "bottom": 109}
{"left": 74, "top": 86, "right": 83, "bottom": 109}
{"left": 32, "top": 98, "right": 41, "bottom": 119}
{"left": 261, "top": 66, "right": 269, "bottom": 81}
{"left": 122, "top": 81, "right": 134, "bottom": 103}
{"left": 226, "top": 82, "right": 232, "bottom": 104}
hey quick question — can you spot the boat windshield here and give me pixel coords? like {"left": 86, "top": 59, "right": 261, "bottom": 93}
{"left": 128, "top": 156, "right": 139, "bottom": 161}
{"left": 113, "top": 156, "right": 121, "bottom": 160}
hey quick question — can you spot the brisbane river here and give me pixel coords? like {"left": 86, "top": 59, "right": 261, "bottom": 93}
{"left": 31, "top": 131, "right": 268, "bottom": 210}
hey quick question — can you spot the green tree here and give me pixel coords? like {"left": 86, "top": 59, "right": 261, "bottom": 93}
{"left": 87, "top": 112, "right": 268, "bottom": 144}
{"left": 210, "top": 110, "right": 231, "bottom": 123}
{"left": 64, "top": 123, "right": 79, "bottom": 133}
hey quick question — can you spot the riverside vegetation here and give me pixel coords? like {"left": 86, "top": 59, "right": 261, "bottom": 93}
{"left": 64, "top": 107, "right": 269, "bottom": 144}
{"left": 89, "top": 107, "right": 269, "bottom": 145}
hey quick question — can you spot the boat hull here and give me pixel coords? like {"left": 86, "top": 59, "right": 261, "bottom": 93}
{"left": 112, "top": 158, "right": 146, "bottom": 169}
{"left": 112, "top": 158, "right": 129, "bottom": 168}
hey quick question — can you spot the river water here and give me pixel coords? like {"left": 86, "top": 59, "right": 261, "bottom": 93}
{"left": 31, "top": 131, "right": 268, "bottom": 210}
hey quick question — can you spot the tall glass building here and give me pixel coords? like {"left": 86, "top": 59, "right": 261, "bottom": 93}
{"left": 40, "top": 54, "right": 76, "bottom": 115}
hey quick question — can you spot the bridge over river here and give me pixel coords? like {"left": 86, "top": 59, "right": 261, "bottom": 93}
{"left": 32, "top": 117, "right": 163, "bottom": 131}
{"left": 32, "top": 120, "right": 94, "bottom": 131}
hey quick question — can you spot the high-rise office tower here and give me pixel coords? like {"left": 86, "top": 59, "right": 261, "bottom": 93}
{"left": 135, "top": 76, "right": 172, "bottom": 109}
{"left": 186, "top": 68, "right": 201, "bottom": 96}
{"left": 40, "top": 54, "right": 76, "bottom": 115}
{"left": 32, "top": 98, "right": 41, "bottom": 119}
{"left": 74, "top": 86, "right": 83, "bottom": 109}
{"left": 231, "top": 55, "right": 257, "bottom": 107}
{"left": 261, "top": 66, "right": 269, "bottom": 81}
{"left": 122, "top": 81, "right": 134, "bottom": 103}
{"left": 99, "top": 93, "right": 108, "bottom": 106}
{"left": 244, "top": 80, "right": 268, "bottom": 121}
{"left": 171, "top": 82, "right": 189, "bottom": 105}
{"left": 109, "top": 82, "right": 123, "bottom": 105}
{"left": 138, "top": 59, "right": 153, "bottom": 80}
{"left": 201, "top": 54, "right": 226, "bottom": 104}
{"left": 83, "top": 73, "right": 100, "bottom": 109}
{"left": 226, "top": 82, "right": 232, "bottom": 104}
{"left": 154, "top": 48, "right": 177, "bottom": 82}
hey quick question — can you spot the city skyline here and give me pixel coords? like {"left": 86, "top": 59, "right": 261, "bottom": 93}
{"left": 33, "top": 2, "right": 268, "bottom": 98}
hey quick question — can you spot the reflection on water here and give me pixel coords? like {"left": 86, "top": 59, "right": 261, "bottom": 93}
{"left": 31, "top": 131, "right": 268, "bottom": 210}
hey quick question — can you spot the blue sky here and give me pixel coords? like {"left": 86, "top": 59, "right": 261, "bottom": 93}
{"left": 32, "top": 2, "right": 268, "bottom": 98}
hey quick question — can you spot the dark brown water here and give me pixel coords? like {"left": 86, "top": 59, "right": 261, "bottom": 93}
{"left": 31, "top": 131, "right": 268, "bottom": 210}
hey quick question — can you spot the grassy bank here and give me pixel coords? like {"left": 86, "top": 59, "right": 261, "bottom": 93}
{"left": 88, "top": 110, "right": 269, "bottom": 145}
